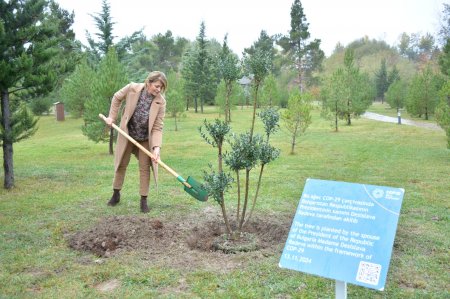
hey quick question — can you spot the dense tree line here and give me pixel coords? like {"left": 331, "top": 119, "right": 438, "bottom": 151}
{"left": 1, "top": 0, "right": 449, "bottom": 189}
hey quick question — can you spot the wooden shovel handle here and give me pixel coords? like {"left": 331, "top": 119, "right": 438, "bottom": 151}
{"left": 98, "top": 114, "right": 185, "bottom": 184}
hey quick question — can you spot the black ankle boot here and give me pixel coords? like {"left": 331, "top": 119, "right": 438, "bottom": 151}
{"left": 140, "top": 196, "right": 149, "bottom": 213}
{"left": 107, "top": 189, "right": 121, "bottom": 206}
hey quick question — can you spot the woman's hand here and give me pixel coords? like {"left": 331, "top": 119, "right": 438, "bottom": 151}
{"left": 103, "top": 116, "right": 113, "bottom": 127}
{"left": 152, "top": 146, "right": 160, "bottom": 162}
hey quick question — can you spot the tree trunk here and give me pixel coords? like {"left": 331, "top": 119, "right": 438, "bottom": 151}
{"left": 291, "top": 133, "right": 297, "bottom": 155}
{"left": 238, "top": 169, "right": 251, "bottom": 231}
{"left": 200, "top": 97, "right": 204, "bottom": 114}
{"left": 217, "top": 142, "right": 232, "bottom": 233}
{"left": 194, "top": 98, "right": 198, "bottom": 113}
{"left": 236, "top": 170, "right": 241, "bottom": 225}
{"left": 226, "top": 83, "right": 232, "bottom": 123}
{"left": 220, "top": 199, "right": 232, "bottom": 234}
{"left": 250, "top": 83, "right": 259, "bottom": 141}
{"left": 1, "top": 90, "right": 14, "bottom": 189}
{"left": 244, "top": 164, "right": 265, "bottom": 227}
{"left": 347, "top": 99, "right": 352, "bottom": 125}
{"left": 297, "top": 64, "right": 304, "bottom": 93}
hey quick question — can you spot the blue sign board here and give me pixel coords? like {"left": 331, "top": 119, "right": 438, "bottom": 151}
{"left": 279, "top": 179, "right": 404, "bottom": 290}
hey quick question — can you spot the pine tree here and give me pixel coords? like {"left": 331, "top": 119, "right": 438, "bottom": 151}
{"left": 86, "top": 0, "right": 116, "bottom": 64}
{"left": 406, "top": 65, "right": 440, "bottom": 120}
{"left": 321, "top": 49, "right": 374, "bottom": 130}
{"left": 60, "top": 60, "right": 95, "bottom": 118}
{"left": 85, "top": 0, "right": 141, "bottom": 64}
{"left": 282, "top": 90, "right": 312, "bottom": 154}
{"left": 82, "top": 48, "right": 128, "bottom": 154}
{"left": 375, "top": 59, "right": 388, "bottom": 103}
{"left": 435, "top": 81, "right": 450, "bottom": 148}
{"left": 196, "top": 22, "right": 214, "bottom": 113}
{"left": 0, "top": 0, "right": 77, "bottom": 188}
{"left": 278, "top": 0, "right": 324, "bottom": 92}
{"left": 166, "top": 72, "right": 185, "bottom": 131}
{"left": 260, "top": 74, "right": 280, "bottom": 107}
{"left": 385, "top": 80, "right": 407, "bottom": 112}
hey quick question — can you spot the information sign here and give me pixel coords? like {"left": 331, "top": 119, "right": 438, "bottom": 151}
{"left": 279, "top": 178, "right": 404, "bottom": 290}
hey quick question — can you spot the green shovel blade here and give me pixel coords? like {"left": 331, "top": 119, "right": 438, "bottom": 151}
{"left": 183, "top": 176, "right": 208, "bottom": 202}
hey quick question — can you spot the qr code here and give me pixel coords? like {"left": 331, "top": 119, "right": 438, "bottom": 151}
{"left": 356, "top": 261, "right": 382, "bottom": 285}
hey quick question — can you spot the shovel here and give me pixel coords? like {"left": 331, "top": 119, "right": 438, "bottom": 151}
{"left": 99, "top": 114, "right": 208, "bottom": 202}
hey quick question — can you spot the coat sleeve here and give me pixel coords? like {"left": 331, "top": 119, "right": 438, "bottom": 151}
{"left": 108, "top": 83, "right": 131, "bottom": 122}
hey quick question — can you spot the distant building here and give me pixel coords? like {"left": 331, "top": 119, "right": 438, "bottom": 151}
{"left": 238, "top": 76, "right": 253, "bottom": 106}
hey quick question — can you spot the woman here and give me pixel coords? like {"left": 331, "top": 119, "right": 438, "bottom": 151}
{"left": 102, "top": 71, "right": 167, "bottom": 213}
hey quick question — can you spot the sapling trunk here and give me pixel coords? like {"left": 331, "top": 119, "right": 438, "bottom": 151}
{"left": 239, "top": 169, "right": 251, "bottom": 231}
{"left": 220, "top": 195, "right": 232, "bottom": 234}
{"left": 217, "top": 143, "right": 232, "bottom": 233}
{"left": 225, "top": 83, "right": 232, "bottom": 123}
{"left": 243, "top": 163, "right": 265, "bottom": 227}
{"left": 290, "top": 124, "right": 298, "bottom": 154}
{"left": 236, "top": 170, "right": 241, "bottom": 225}
{"left": 249, "top": 83, "right": 260, "bottom": 141}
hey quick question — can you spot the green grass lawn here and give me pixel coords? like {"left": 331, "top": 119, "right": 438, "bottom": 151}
{"left": 0, "top": 105, "right": 449, "bottom": 298}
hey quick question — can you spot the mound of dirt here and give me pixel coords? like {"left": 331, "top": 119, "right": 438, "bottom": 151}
{"left": 68, "top": 216, "right": 169, "bottom": 257}
{"left": 67, "top": 208, "right": 291, "bottom": 270}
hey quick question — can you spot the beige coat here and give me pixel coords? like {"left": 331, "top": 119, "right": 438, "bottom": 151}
{"left": 108, "top": 82, "right": 166, "bottom": 181}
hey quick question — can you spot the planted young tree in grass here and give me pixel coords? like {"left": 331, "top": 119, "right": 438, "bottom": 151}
{"left": 406, "top": 65, "right": 441, "bottom": 120}
{"left": 60, "top": 59, "right": 95, "bottom": 118}
{"left": 340, "top": 49, "right": 374, "bottom": 125}
{"left": 321, "top": 49, "right": 374, "bottom": 130}
{"left": 375, "top": 58, "right": 389, "bottom": 103}
{"left": 278, "top": 0, "right": 324, "bottom": 92}
{"left": 282, "top": 90, "right": 312, "bottom": 154}
{"left": 260, "top": 74, "right": 280, "bottom": 107}
{"left": 386, "top": 79, "right": 408, "bottom": 113}
{"left": 199, "top": 119, "right": 233, "bottom": 233}
{"left": 200, "top": 44, "right": 279, "bottom": 242}
{"left": 166, "top": 72, "right": 185, "bottom": 131}
{"left": 214, "top": 80, "right": 242, "bottom": 120}
{"left": 200, "top": 109, "right": 280, "bottom": 240}
{"left": 321, "top": 69, "right": 347, "bottom": 131}
{"left": 82, "top": 48, "right": 128, "bottom": 154}
{"left": 244, "top": 108, "right": 280, "bottom": 226}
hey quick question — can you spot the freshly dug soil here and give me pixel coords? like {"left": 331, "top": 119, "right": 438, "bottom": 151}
{"left": 67, "top": 207, "right": 291, "bottom": 270}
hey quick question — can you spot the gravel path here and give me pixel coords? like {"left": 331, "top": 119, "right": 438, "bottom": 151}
{"left": 362, "top": 112, "right": 443, "bottom": 131}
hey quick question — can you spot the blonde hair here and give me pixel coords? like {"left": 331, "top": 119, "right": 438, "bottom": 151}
{"left": 144, "top": 71, "right": 168, "bottom": 92}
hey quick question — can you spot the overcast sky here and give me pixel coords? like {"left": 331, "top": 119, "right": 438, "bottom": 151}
{"left": 55, "top": 0, "right": 446, "bottom": 57}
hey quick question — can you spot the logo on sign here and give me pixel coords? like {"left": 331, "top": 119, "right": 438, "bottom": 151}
{"left": 372, "top": 189, "right": 384, "bottom": 199}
